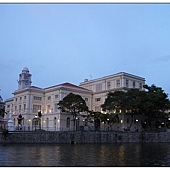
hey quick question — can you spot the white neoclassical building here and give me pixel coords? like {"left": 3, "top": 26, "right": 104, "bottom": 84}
{"left": 5, "top": 67, "right": 145, "bottom": 132}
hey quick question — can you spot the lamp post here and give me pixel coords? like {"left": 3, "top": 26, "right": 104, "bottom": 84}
{"left": 76, "top": 117, "right": 78, "bottom": 131}
{"left": 136, "top": 119, "right": 138, "bottom": 131}
{"left": 34, "top": 115, "right": 38, "bottom": 131}
{"left": 107, "top": 118, "right": 109, "bottom": 131}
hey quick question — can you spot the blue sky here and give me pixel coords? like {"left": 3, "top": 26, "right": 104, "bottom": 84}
{"left": 1, "top": 3, "right": 170, "bottom": 100}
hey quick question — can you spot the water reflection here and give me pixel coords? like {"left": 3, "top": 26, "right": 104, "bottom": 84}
{"left": 0, "top": 143, "right": 170, "bottom": 166}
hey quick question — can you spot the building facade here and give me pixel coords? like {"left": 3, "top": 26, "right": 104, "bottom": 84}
{"left": 5, "top": 67, "right": 145, "bottom": 132}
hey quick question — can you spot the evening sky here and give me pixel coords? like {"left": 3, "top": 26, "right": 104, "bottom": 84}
{"left": 1, "top": 3, "right": 170, "bottom": 100}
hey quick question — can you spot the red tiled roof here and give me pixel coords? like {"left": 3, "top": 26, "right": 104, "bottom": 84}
{"left": 44, "top": 82, "right": 91, "bottom": 92}
{"left": 61, "top": 82, "right": 90, "bottom": 91}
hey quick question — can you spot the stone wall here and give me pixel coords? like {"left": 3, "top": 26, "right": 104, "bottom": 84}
{"left": 1, "top": 131, "right": 170, "bottom": 144}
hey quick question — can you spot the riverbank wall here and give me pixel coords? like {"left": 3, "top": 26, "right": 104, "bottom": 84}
{"left": 1, "top": 131, "right": 170, "bottom": 144}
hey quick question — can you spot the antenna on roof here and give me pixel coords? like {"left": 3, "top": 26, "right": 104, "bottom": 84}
{"left": 90, "top": 74, "right": 92, "bottom": 80}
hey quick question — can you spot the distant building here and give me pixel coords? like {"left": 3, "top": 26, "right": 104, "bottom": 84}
{"left": 5, "top": 67, "right": 145, "bottom": 131}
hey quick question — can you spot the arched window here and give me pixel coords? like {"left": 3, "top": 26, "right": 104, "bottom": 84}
{"left": 66, "top": 117, "right": 70, "bottom": 128}
{"left": 32, "top": 117, "right": 41, "bottom": 131}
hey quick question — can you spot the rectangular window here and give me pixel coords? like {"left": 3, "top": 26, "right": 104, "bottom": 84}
{"left": 24, "top": 104, "right": 26, "bottom": 111}
{"left": 133, "top": 81, "right": 136, "bottom": 88}
{"left": 20, "top": 97, "right": 22, "bottom": 101}
{"left": 85, "top": 98, "right": 88, "bottom": 102}
{"left": 116, "top": 80, "right": 120, "bottom": 88}
{"left": 33, "top": 105, "right": 41, "bottom": 113}
{"left": 55, "top": 95, "right": 58, "bottom": 99}
{"left": 33, "top": 96, "right": 42, "bottom": 101}
{"left": 48, "top": 96, "right": 51, "bottom": 100}
{"left": 126, "top": 80, "right": 129, "bottom": 88}
{"left": 95, "top": 106, "right": 100, "bottom": 112}
{"left": 24, "top": 96, "right": 26, "bottom": 100}
{"left": 95, "top": 98, "right": 101, "bottom": 102}
{"left": 15, "top": 106, "right": 17, "bottom": 112}
{"left": 96, "top": 83, "right": 102, "bottom": 92}
{"left": 19, "top": 105, "right": 21, "bottom": 112}
{"left": 47, "top": 105, "right": 51, "bottom": 113}
{"left": 7, "top": 105, "right": 10, "bottom": 108}
{"left": 107, "top": 82, "right": 111, "bottom": 90}
{"left": 139, "top": 83, "right": 142, "bottom": 90}
{"left": 54, "top": 103, "right": 58, "bottom": 112}
{"left": 15, "top": 98, "right": 17, "bottom": 101}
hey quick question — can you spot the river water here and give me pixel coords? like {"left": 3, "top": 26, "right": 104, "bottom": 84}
{"left": 0, "top": 143, "right": 170, "bottom": 167}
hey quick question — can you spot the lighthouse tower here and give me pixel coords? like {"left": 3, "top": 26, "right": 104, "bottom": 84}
{"left": 18, "top": 67, "right": 32, "bottom": 90}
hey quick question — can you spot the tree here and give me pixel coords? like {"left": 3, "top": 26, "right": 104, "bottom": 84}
{"left": 125, "top": 89, "right": 147, "bottom": 130}
{"left": 38, "top": 110, "right": 42, "bottom": 129}
{"left": 0, "top": 95, "right": 3, "bottom": 102}
{"left": 0, "top": 95, "right": 7, "bottom": 118}
{"left": 101, "top": 91, "right": 127, "bottom": 114}
{"left": 143, "top": 84, "right": 170, "bottom": 129}
{"left": 100, "top": 113, "right": 119, "bottom": 131}
{"left": 0, "top": 106, "right": 7, "bottom": 118}
{"left": 38, "top": 110, "right": 42, "bottom": 118}
{"left": 101, "top": 85, "right": 170, "bottom": 131}
{"left": 87, "top": 111, "right": 102, "bottom": 131}
{"left": 58, "top": 93, "right": 89, "bottom": 131}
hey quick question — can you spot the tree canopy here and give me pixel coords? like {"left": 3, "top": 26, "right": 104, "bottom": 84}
{"left": 101, "top": 84, "right": 170, "bottom": 130}
{"left": 58, "top": 93, "right": 89, "bottom": 130}
{"left": 0, "top": 95, "right": 3, "bottom": 102}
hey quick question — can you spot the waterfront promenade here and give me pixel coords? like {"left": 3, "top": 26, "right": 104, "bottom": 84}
{"left": 1, "top": 131, "right": 170, "bottom": 144}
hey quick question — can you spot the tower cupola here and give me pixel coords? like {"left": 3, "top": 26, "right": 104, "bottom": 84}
{"left": 18, "top": 67, "right": 32, "bottom": 90}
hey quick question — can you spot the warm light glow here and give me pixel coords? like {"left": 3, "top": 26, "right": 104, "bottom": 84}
{"left": 83, "top": 120, "right": 85, "bottom": 121}
{"left": 136, "top": 119, "right": 138, "bottom": 122}
{"left": 49, "top": 110, "right": 51, "bottom": 113}
{"left": 28, "top": 119, "right": 31, "bottom": 122}
{"left": 101, "top": 110, "right": 105, "bottom": 113}
{"left": 58, "top": 119, "right": 60, "bottom": 122}
{"left": 114, "top": 110, "right": 116, "bottom": 113}
{"left": 119, "top": 110, "right": 121, "bottom": 113}
{"left": 121, "top": 120, "right": 123, "bottom": 123}
{"left": 44, "top": 121, "right": 46, "bottom": 123}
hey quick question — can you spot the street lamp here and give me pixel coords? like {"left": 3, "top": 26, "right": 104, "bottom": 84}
{"left": 136, "top": 119, "right": 138, "bottom": 131}
{"left": 76, "top": 117, "right": 78, "bottom": 131}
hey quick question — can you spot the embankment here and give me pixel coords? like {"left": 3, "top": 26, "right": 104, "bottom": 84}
{"left": 1, "top": 131, "right": 170, "bottom": 144}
